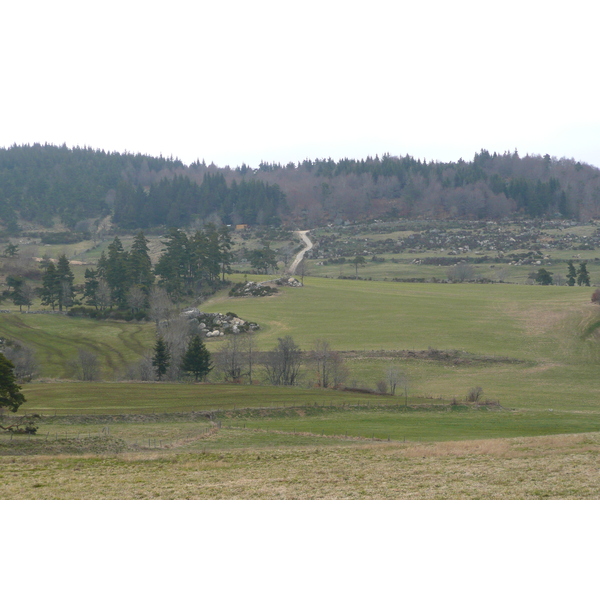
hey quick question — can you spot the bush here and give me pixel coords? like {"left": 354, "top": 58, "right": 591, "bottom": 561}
{"left": 375, "top": 380, "right": 388, "bottom": 394}
{"left": 592, "top": 289, "right": 600, "bottom": 304}
{"left": 466, "top": 386, "right": 484, "bottom": 403}
{"left": 68, "top": 307, "right": 148, "bottom": 321}
{"left": 40, "top": 232, "right": 90, "bottom": 244}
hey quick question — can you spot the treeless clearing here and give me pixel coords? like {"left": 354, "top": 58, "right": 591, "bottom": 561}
{"left": 2, "top": 432, "right": 599, "bottom": 499}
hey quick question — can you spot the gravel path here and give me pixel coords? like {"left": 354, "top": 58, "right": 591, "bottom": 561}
{"left": 288, "top": 230, "right": 313, "bottom": 274}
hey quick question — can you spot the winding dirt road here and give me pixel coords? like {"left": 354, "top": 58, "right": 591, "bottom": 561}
{"left": 288, "top": 230, "right": 313, "bottom": 275}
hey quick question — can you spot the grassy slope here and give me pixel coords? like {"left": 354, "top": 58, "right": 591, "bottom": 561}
{"left": 0, "top": 313, "right": 155, "bottom": 378}
{"left": 1, "top": 278, "right": 598, "bottom": 411}
{"left": 2, "top": 276, "right": 600, "bottom": 498}
{"left": 204, "top": 278, "right": 600, "bottom": 410}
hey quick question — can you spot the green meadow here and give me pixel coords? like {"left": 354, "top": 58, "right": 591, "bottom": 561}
{"left": 2, "top": 276, "right": 600, "bottom": 498}
{"left": 0, "top": 313, "right": 155, "bottom": 378}
{"left": 2, "top": 277, "right": 599, "bottom": 411}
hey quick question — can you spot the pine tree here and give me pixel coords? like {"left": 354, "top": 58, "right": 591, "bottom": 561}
{"left": 567, "top": 260, "right": 577, "bottom": 286}
{"left": 155, "top": 229, "right": 192, "bottom": 298}
{"left": 0, "top": 352, "right": 26, "bottom": 412}
{"left": 83, "top": 268, "right": 100, "bottom": 308}
{"left": 11, "top": 280, "right": 34, "bottom": 311}
{"left": 181, "top": 335, "right": 212, "bottom": 381}
{"left": 56, "top": 254, "right": 75, "bottom": 311}
{"left": 152, "top": 337, "right": 170, "bottom": 381}
{"left": 40, "top": 262, "right": 60, "bottom": 310}
{"left": 218, "top": 225, "right": 233, "bottom": 281}
{"left": 128, "top": 231, "right": 154, "bottom": 293}
{"left": 105, "top": 237, "right": 129, "bottom": 306}
{"left": 3, "top": 242, "right": 19, "bottom": 258}
{"left": 577, "top": 262, "right": 590, "bottom": 286}
{"left": 535, "top": 268, "right": 553, "bottom": 286}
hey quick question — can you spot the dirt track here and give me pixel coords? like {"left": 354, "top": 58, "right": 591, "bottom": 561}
{"left": 288, "top": 230, "right": 312, "bottom": 274}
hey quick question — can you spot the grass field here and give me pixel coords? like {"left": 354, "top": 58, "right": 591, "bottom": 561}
{"left": 2, "top": 274, "right": 600, "bottom": 499}
{"left": 2, "top": 431, "right": 600, "bottom": 499}
{"left": 19, "top": 382, "right": 404, "bottom": 414}
{"left": 0, "top": 313, "right": 155, "bottom": 378}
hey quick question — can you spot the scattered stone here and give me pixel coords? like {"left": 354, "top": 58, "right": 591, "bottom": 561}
{"left": 181, "top": 309, "right": 260, "bottom": 337}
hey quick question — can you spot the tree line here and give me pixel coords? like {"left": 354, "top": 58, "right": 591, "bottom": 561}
{"left": 4, "top": 227, "right": 234, "bottom": 315}
{"left": 533, "top": 261, "right": 590, "bottom": 286}
{"left": 2, "top": 144, "right": 600, "bottom": 236}
{"left": 113, "top": 174, "right": 286, "bottom": 229}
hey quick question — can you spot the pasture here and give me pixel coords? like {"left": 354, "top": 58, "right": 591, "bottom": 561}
{"left": 2, "top": 272, "right": 600, "bottom": 499}
{"left": 2, "top": 431, "right": 600, "bottom": 499}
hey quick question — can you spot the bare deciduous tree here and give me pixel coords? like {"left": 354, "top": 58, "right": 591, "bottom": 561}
{"left": 96, "top": 278, "right": 112, "bottom": 310}
{"left": 308, "top": 339, "right": 347, "bottom": 389}
{"left": 122, "top": 354, "right": 154, "bottom": 381}
{"left": 148, "top": 286, "right": 175, "bottom": 325}
{"left": 215, "top": 335, "right": 246, "bottom": 382}
{"left": 330, "top": 352, "right": 349, "bottom": 388}
{"left": 447, "top": 263, "right": 475, "bottom": 282}
{"left": 157, "top": 316, "right": 200, "bottom": 380}
{"left": 126, "top": 286, "right": 146, "bottom": 312}
{"left": 263, "top": 336, "right": 302, "bottom": 386}
{"left": 376, "top": 380, "right": 388, "bottom": 394}
{"left": 2, "top": 342, "right": 39, "bottom": 382}
{"left": 385, "top": 366, "right": 402, "bottom": 395}
{"left": 69, "top": 349, "right": 101, "bottom": 381}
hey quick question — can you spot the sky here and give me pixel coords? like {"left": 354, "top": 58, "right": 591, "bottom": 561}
{"left": 1, "top": 0, "right": 599, "bottom": 168}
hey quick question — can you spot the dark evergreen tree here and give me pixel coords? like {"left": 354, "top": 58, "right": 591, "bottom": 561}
{"left": 154, "top": 229, "right": 192, "bottom": 298}
{"left": 11, "top": 280, "right": 34, "bottom": 311}
{"left": 56, "top": 254, "right": 75, "bottom": 311}
{"left": 83, "top": 268, "right": 99, "bottom": 308}
{"left": 105, "top": 237, "right": 129, "bottom": 306}
{"left": 577, "top": 262, "right": 590, "bottom": 286}
{"left": 202, "top": 223, "right": 222, "bottom": 283}
{"left": 0, "top": 352, "right": 26, "bottom": 412}
{"left": 181, "top": 335, "right": 212, "bottom": 381}
{"left": 567, "top": 261, "right": 577, "bottom": 286}
{"left": 40, "top": 262, "right": 60, "bottom": 310}
{"left": 535, "top": 268, "right": 553, "bottom": 286}
{"left": 249, "top": 245, "right": 277, "bottom": 274}
{"left": 152, "top": 337, "right": 171, "bottom": 381}
{"left": 218, "top": 225, "right": 233, "bottom": 281}
{"left": 128, "top": 231, "right": 154, "bottom": 294}
{"left": 3, "top": 242, "right": 19, "bottom": 257}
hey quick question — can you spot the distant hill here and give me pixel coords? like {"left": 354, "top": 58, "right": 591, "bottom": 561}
{"left": 1, "top": 144, "right": 599, "bottom": 233}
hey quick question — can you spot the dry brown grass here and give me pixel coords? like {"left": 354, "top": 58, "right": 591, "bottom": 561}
{"left": 2, "top": 432, "right": 600, "bottom": 500}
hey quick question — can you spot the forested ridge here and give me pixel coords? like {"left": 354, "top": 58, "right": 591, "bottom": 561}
{"left": 1, "top": 144, "right": 600, "bottom": 232}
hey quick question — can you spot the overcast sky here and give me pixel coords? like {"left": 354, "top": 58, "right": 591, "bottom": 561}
{"left": 1, "top": 0, "right": 598, "bottom": 168}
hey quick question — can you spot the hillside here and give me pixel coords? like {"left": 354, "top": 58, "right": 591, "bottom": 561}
{"left": 1, "top": 144, "right": 600, "bottom": 236}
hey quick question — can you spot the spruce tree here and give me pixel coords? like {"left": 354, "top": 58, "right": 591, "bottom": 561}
{"left": 0, "top": 352, "right": 26, "bottom": 412}
{"left": 181, "top": 335, "right": 212, "bottom": 381}
{"left": 40, "top": 262, "right": 60, "bottom": 310}
{"left": 577, "top": 262, "right": 591, "bottom": 286}
{"left": 155, "top": 229, "right": 191, "bottom": 298}
{"left": 218, "top": 225, "right": 233, "bottom": 281}
{"left": 83, "top": 268, "right": 100, "bottom": 308}
{"left": 56, "top": 254, "right": 75, "bottom": 311}
{"left": 128, "top": 231, "right": 154, "bottom": 293}
{"left": 567, "top": 260, "right": 577, "bottom": 286}
{"left": 152, "top": 337, "right": 170, "bottom": 381}
{"left": 535, "top": 268, "right": 553, "bottom": 286}
{"left": 105, "top": 237, "right": 129, "bottom": 306}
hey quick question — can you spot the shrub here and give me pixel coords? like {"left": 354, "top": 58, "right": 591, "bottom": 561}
{"left": 375, "top": 380, "right": 388, "bottom": 394}
{"left": 466, "top": 386, "right": 484, "bottom": 403}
